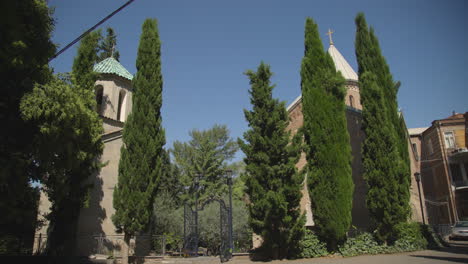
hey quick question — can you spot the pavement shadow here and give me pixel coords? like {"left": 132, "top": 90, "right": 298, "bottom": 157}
{"left": 410, "top": 254, "right": 468, "bottom": 263}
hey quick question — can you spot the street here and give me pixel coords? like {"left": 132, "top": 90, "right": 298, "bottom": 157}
{"left": 161, "top": 241, "right": 468, "bottom": 264}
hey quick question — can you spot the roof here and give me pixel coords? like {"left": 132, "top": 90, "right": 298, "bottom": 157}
{"left": 93, "top": 57, "right": 133, "bottom": 81}
{"left": 408, "top": 127, "right": 428, "bottom": 136}
{"left": 327, "top": 44, "right": 358, "bottom": 81}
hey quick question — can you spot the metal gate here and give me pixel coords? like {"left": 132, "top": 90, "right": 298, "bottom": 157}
{"left": 184, "top": 197, "right": 233, "bottom": 262}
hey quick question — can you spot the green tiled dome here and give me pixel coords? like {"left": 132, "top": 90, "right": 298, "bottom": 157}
{"left": 93, "top": 57, "right": 133, "bottom": 81}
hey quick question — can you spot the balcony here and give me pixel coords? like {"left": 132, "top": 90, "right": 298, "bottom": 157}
{"left": 454, "top": 180, "right": 468, "bottom": 189}
{"left": 449, "top": 148, "right": 468, "bottom": 163}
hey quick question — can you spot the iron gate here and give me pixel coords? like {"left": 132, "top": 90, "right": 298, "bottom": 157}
{"left": 184, "top": 197, "right": 233, "bottom": 262}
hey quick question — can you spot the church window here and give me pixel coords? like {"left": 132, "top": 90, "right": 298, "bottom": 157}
{"left": 349, "top": 95, "right": 355, "bottom": 108}
{"left": 117, "top": 90, "right": 126, "bottom": 121}
{"left": 95, "top": 85, "right": 104, "bottom": 114}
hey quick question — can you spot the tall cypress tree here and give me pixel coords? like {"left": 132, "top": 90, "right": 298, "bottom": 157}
{"left": 72, "top": 30, "right": 102, "bottom": 90}
{"left": 300, "top": 18, "right": 353, "bottom": 249}
{"left": 113, "top": 19, "right": 165, "bottom": 264}
{"left": 355, "top": 13, "right": 410, "bottom": 242}
{"left": 98, "top": 27, "right": 120, "bottom": 61}
{"left": 239, "top": 62, "right": 304, "bottom": 259}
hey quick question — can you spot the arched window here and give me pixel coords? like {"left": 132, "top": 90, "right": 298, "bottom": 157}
{"left": 117, "top": 90, "right": 127, "bottom": 121}
{"left": 95, "top": 85, "right": 104, "bottom": 114}
{"left": 349, "top": 95, "right": 354, "bottom": 108}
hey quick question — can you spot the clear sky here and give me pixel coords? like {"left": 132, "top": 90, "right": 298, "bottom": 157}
{"left": 48, "top": 0, "right": 467, "bottom": 160}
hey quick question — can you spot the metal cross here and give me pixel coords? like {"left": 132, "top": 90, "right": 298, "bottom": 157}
{"left": 326, "top": 29, "right": 334, "bottom": 45}
{"left": 111, "top": 44, "right": 115, "bottom": 58}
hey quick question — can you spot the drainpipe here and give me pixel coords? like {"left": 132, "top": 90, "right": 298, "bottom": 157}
{"left": 435, "top": 122, "right": 458, "bottom": 223}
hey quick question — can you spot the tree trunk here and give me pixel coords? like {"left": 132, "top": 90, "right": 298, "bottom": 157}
{"left": 121, "top": 233, "right": 130, "bottom": 264}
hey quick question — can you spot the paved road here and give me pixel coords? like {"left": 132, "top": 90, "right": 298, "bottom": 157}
{"left": 162, "top": 242, "right": 468, "bottom": 264}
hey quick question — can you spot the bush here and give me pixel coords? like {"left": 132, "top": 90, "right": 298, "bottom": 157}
{"left": 298, "top": 229, "right": 329, "bottom": 258}
{"left": 338, "top": 232, "right": 388, "bottom": 257}
{"left": 339, "top": 222, "right": 431, "bottom": 257}
{"left": 393, "top": 222, "right": 427, "bottom": 251}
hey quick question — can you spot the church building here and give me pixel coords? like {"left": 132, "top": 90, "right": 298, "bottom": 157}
{"left": 286, "top": 37, "right": 426, "bottom": 231}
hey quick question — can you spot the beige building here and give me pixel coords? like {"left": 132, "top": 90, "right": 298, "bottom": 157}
{"left": 34, "top": 57, "right": 134, "bottom": 256}
{"left": 286, "top": 40, "right": 426, "bottom": 232}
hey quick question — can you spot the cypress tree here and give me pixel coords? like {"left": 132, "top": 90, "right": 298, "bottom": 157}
{"left": 300, "top": 18, "right": 353, "bottom": 249}
{"left": 355, "top": 13, "right": 410, "bottom": 242}
{"left": 113, "top": 19, "right": 165, "bottom": 264}
{"left": 98, "top": 27, "right": 120, "bottom": 61}
{"left": 72, "top": 30, "right": 102, "bottom": 90}
{"left": 239, "top": 62, "right": 304, "bottom": 259}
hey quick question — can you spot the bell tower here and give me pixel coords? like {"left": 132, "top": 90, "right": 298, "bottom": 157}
{"left": 326, "top": 30, "right": 361, "bottom": 111}
{"left": 93, "top": 57, "right": 133, "bottom": 132}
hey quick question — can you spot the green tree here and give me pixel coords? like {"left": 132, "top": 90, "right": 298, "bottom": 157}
{"left": 171, "top": 124, "right": 238, "bottom": 203}
{"left": 21, "top": 74, "right": 103, "bottom": 255}
{"left": 98, "top": 27, "right": 120, "bottom": 61}
{"left": 300, "top": 18, "right": 354, "bottom": 250}
{"left": 72, "top": 30, "right": 102, "bottom": 90}
{"left": 355, "top": 13, "right": 410, "bottom": 242}
{"left": 158, "top": 149, "right": 182, "bottom": 204}
{"left": 0, "top": 0, "right": 55, "bottom": 254}
{"left": 112, "top": 19, "right": 165, "bottom": 264}
{"left": 239, "top": 62, "right": 304, "bottom": 259}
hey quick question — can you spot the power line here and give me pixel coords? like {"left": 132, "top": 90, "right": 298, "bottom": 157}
{"left": 49, "top": 0, "right": 136, "bottom": 62}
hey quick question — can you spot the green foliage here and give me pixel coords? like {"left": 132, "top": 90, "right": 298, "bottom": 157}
{"left": 98, "top": 27, "right": 120, "bottom": 61}
{"left": 339, "top": 232, "right": 387, "bottom": 256}
{"left": 21, "top": 74, "right": 104, "bottom": 255}
{"left": 172, "top": 124, "right": 238, "bottom": 203}
{"left": 355, "top": 13, "right": 410, "bottom": 242}
{"left": 158, "top": 149, "right": 182, "bottom": 205}
{"left": 393, "top": 222, "right": 428, "bottom": 251}
{"left": 113, "top": 19, "right": 165, "bottom": 238}
{"left": 152, "top": 191, "right": 184, "bottom": 252}
{"left": 338, "top": 223, "right": 428, "bottom": 257}
{"left": 198, "top": 198, "right": 250, "bottom": 255}
{"left": 298, "top": 229, "right": 329, "bottom": 258}
{"left": 300, "top": 17, "right": 353, "bottom": 250}
{"left": 239, "top": 62, "right": 304, "bottom": 259}
{"left": 72, "top": 30, "right": 102, "bottom": 90}
{"left": 0, "top": 0, "right": 55, "bottom": 253}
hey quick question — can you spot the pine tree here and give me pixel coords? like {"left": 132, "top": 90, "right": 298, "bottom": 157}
{"left": 72, "top": 30, "right": 102, "bottom": 90}
{"left": 98, "top": 27, "right": 120, "bottom": 61}
{"left": 239, "top": 62, "right": 304, "bottom": 259}
{"left": 0, "top": 0, "right": 55, "bottom": 254}
{"left": 171, "top": 124, "right": 238, "bottom": 203}
{"left": 355, "top": 13, "right": 410, "bottom": 242}
{"left": 113, "top": 19, "right": 165, "bottom": 264}
{"left": 300, "top": 18, "right": 353, "bottom": 249}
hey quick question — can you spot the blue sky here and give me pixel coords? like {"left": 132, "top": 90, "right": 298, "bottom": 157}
{"left": 48, "top": 0, "right": 467, "bottom": 160}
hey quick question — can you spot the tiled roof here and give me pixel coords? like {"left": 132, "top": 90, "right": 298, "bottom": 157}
{"left": 93, "top": 57, "right": 133, "bottom": 81}
{"left": 408, "top": 127, "right": 428, "bottom": 136}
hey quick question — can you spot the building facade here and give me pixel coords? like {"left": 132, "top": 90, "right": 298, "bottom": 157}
{"left": 412, "top": 113, "right": 468, "bottom": 224}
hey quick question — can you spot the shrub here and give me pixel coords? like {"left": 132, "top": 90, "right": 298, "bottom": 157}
{"left": 298, "top": 229, "right": 329, "bottom": 258}
{"left": 339, "top": 223, "right": 430, "bottom": 257}
{"left": 338, "top": 232, "right": 387, "bottom": 257}
{"left": 393, "top": 222, "right": 427, "bottom": 251}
